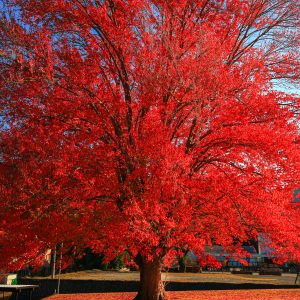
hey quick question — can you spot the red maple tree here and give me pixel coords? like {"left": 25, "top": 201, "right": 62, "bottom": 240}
{"left": 1, "top": 1, "right": 300, "bottom": 299}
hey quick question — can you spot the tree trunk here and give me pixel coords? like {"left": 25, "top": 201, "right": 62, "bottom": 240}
{"left": 134, "top": 257, "right": 166, "bottom": 300}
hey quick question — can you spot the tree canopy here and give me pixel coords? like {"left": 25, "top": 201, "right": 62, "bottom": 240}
{"left": 0, "top": 0, "right": 300, "bottom": 299}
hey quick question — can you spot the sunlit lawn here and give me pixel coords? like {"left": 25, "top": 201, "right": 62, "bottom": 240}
{"left": 45, "top": 289, "right": 300, "bottom": 299}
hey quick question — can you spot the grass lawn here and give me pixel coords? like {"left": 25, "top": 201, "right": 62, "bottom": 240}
{"left": 32, "top": 269, "right": 297, "bottom": 285}
{"left": 45, "top": 289, "right": 300, "bottom": 299}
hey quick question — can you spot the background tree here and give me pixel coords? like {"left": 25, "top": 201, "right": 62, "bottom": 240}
{"left": 1, "top": 0, "right": 300, "bottom": 299}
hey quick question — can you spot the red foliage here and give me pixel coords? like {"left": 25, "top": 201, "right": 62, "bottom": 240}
{"left": 0, "top": 0, "right": 300, "bottom": 286}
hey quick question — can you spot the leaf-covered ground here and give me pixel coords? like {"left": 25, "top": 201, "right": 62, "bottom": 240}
{"left": 45, "top": 289, "right": 300, "bottom": 299}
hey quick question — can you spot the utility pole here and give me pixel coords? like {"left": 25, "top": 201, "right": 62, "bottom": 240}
{"left": 57, "top": 242, "right": 63, "bottom": 294}
{"left": 51, "top": 246, "right": 57, "bottom": 279}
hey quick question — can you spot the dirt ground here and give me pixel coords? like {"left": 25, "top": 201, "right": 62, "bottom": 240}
{"left": 32, "top": 269, "right": 299, "bottom": 286}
